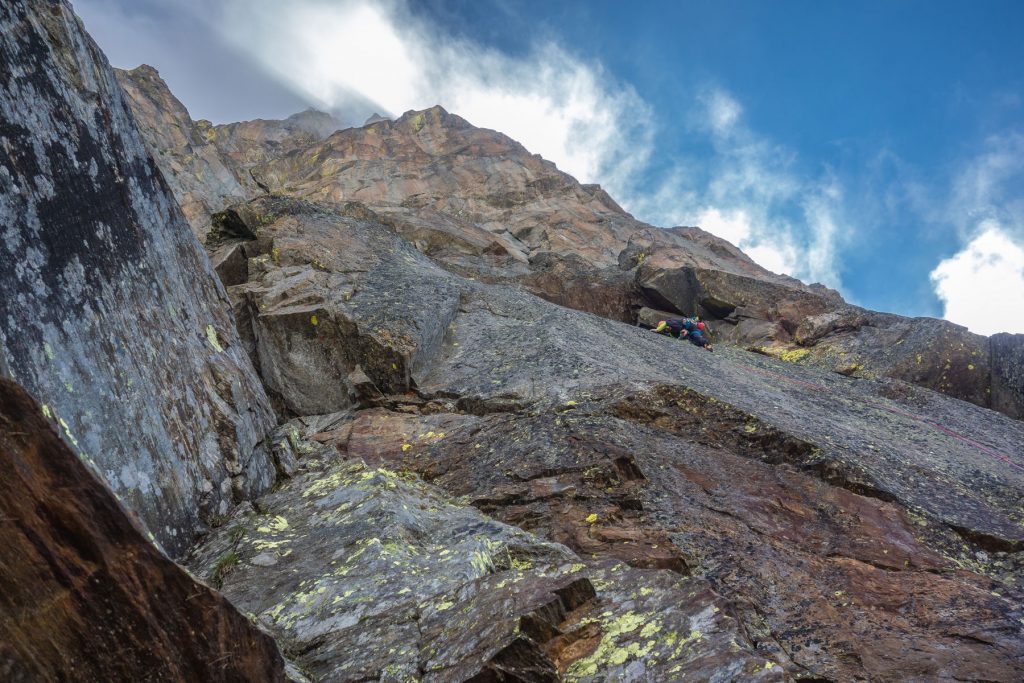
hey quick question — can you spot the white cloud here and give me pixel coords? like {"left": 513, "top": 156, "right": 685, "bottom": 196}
{"left": 949, "top": 132, "right": 1024, "bottom": 229}
{"left": 623, "top": 87, "right": 849, "bottom": 287}
{"left": 930, "top": 222, "right": 1024, "bottom": 335}
{"left": 701, "top": 89, "right": 742, "bottom": 135}
{"left": 207, "top": 0, "right": 652, "bottom": 187}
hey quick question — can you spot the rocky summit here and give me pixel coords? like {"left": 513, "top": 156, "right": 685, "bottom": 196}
{"left": 1, "top": 1, "right": 1023, "bottom": 681}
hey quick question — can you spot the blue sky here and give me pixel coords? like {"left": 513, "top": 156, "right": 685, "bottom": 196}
{"left": 74, "top": 0, "right": 1024, "bottom": 334}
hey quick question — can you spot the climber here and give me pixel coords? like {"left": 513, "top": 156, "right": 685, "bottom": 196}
{"left": 651, "top": 317, "right": 713, "bottom": 351}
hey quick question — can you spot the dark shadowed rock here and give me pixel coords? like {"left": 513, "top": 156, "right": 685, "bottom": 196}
{"left": 0, "top": 0, "right": 277, "bottom": 556}
{"left": 0, "top": 378, "right": 288, "bottom": 683}
{"left": 992, "top": 333, "right": 1024, "bottom": 420}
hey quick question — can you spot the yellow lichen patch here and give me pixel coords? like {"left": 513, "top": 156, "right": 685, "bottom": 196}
{"left": 401, "top": 443, "right": 412, "bottom": 451}
{"left": 257, "top": 516, "right": 290, "bottom": 534}
{"left": 778, "top": 348, "right": 810, "bottom": 363}
{"left": 57, "top": 416, "right": 80, "bottom": 449}
{"left": 205, "top": 325, "right": 223, "bottom": 352}
{"left": 271, "top": 246, "right": 281, "bottom": 265}
{"left": 968, "top": 363, "right": 975, "bottom": 371}
{"left": 303, "top": 470, "right": 347, "bottom": 498}
{"left": 435, "top": 599, "right": 455, "bottom": 611}
{"left": 586, "top": 513, "right": 599, "bottom": 524}
{"left": 43, "top": 342, "right": 55, "bottom": 360}
{"left": 310, "top": 314, "right": 319, "bottom": 326}
{"left": 41, "top": 404, "right": 52, "bottom": 418}
{"left": 565, "top": 611, "right": 661, "bottom": 679}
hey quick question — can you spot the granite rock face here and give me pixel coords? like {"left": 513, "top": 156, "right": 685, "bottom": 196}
{"left": 189, "top": 441, "right": 784, "bottom": 681}
{"left": 190, "top": 195, "right": 1024, "bottom": 680}
{"left": 0, "top": 0, "right": 278, "bottom": 556}
{"left": 121, "top": 72, "right": 1024, "bottom": 419}
{"left": 0, "top": 378, "right": 288, "bottom": 683}
{"left": 5, "top": 3, "right": 1024, "bottom": 679}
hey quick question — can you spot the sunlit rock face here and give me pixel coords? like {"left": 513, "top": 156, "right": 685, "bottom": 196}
{"left": 0, "top": 378, "right": 289, "bottom": 683}
{"left": 0, "top": 0, "right": 278, "bottom": 556}
{"left": 121, "top": 69, "right": 1024, "bottom": 419}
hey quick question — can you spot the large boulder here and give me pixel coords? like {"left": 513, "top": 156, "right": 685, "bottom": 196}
{"left": 0, "top": 0, "right": 277, "bottom": 556}
{"left": 0, "top": 378, "right": 288, "bottom": 683}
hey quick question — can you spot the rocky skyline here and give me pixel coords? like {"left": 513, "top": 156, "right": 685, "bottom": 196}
{"left": 2, "top": 2, "right": 1023, "bottom": 681}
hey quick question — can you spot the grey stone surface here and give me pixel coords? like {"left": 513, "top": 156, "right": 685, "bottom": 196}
{"left": 992, "top": 333, "right": 1024, "bottom": 420}
{"left": 0, "top": 0, "right": 277, "bottom": 556}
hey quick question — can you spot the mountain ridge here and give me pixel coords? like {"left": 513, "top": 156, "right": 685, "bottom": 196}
{"left": 117, "top": 63, "right": 1024, "bottom": 421}
{"left": 1, "top": 7, "right": 1022, "bottom": 678}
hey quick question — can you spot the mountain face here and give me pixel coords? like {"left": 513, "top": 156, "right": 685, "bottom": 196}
{"left": 118, "top": 67, "right": 1024, "bottom": 422}
{"left": 1, "top": 3, "right": 1023, "bottom": 681}
{"left": 0, "top": 3, "right": 279, "bottom": 557}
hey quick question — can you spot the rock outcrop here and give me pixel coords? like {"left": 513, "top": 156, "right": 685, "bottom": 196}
{"left": 188, "top": 194, "right": 1024, "bottom": 680}
{"left": 0, "top": 378, "right": 288, "bottom": 682}
{"left": 0, "top": 0, "right": 278, "bottom": 556}
{"left": 120, "top": 71, "right": 1024, "bottom": 420}
{"left": 3, "top": 1, "right": 1023, "bottom": 679}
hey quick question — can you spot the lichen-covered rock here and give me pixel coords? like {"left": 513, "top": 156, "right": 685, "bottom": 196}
{"left": 0, "top": 378, "right": 288, "bottom": 683}
{"left": 345, "top": 390, "right": 1024, "bottom": 681}
{"left": 188, "top": 457, "right": 782, "bottom": 681}
{"left": 177, "top": 177, "right": 1024, "bottom": 680}
{"left": 0, "top": 0, "right": 277, "bottom": 556}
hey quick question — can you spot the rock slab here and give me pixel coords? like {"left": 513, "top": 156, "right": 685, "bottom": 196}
{"left": 0, "top": 378, "right": 288, "bottom": 683}
{"left": 0, "top": 0, "right": 278, "bottom": 556}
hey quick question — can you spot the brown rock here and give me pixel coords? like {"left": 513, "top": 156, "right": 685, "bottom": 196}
{"left": 0, "top": 378, "right": 287, "bottom": 682}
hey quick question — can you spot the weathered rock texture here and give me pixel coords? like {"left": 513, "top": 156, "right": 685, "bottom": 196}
{"left": 0, "top": 0, "right": 278, "bottom": 556}
{"left": 187, "top": 195, "right": 1024, "bottom": 680}
{"left": 5, "top": 4, "right": 1024, "bottom": 679}
{"left": 190, "top": 442, "right": 784, "bottom": 681}
{"left": 0, "top": 378, "right": 288, "bottom": 683}
{"left": 120, "top": 70, "right": 1024, "bottom": 420}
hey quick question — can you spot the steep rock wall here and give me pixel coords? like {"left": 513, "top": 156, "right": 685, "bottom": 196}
{"left": 0, "top": 0, "right": 277, "bottom": 556}
{"left": 0, "top": 378, "right": 288, "bottom": 683}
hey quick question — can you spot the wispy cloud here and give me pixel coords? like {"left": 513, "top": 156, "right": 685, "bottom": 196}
{"left": 623, "top": 86, "right": 850, "bottom": 288}
{"left": 206, "top": 0, "right": 653, "bottom": 190}
{"left": 94, "top": 0, "right": 848, "bottom": 289}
